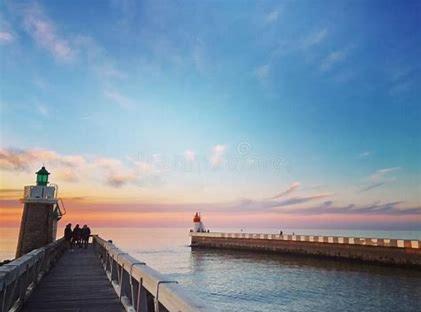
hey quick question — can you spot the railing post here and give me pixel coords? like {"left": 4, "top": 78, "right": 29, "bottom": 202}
{"left": 154, "top": 281, "right": 178, "bottom": 312}
{"left": 128, "top": 262, "right": 146, "bottom": 310}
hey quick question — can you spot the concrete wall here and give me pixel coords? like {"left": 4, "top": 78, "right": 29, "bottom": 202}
{"left": 190, "top": 233, "right": 421, "bottom": 268}
{"left": 16, "top": 203, "right": 56, "bottom": 258}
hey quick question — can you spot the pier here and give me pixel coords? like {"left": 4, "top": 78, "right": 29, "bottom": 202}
{"left": 190, "top": 232, "right": 421, "bottom": 267}
{"left": 0, "top": 236, "right": 207, "bottom": 312}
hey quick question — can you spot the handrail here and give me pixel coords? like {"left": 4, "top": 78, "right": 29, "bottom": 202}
{"left": 0, "top": 238, "right": 67, "bottom": 312}
{"left": 92, "top": 235, "right": 208, "bottom": 312}
{"left": 190, "top": 232, "right": 421, "bottom": 249}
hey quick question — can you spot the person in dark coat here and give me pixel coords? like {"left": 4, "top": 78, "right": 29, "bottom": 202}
{"left": 64, "top": 223, "right": 73, "bottom": 248}
{"left": 72, "top": 224, "right": 81, "bottom": 248}
{"left": 81, "top": 225, "right": 91, "bottom": 249}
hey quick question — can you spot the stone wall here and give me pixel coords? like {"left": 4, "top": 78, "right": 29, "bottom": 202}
{"left": 16, "top": 203, "right": 56, "bottom": 258}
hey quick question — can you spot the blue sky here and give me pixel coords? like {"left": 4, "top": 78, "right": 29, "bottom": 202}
{"left": 1, "top": 0, "right": 420, "bottom": 228}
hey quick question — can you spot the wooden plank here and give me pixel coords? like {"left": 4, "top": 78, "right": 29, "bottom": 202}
{"left": 23, "top": 247, "right": 124, "bottom": 312}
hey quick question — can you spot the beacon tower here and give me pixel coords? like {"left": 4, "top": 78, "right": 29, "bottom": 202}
{"left": 193, "top": 212, "right": 206, "bottom": 232}
{"left": 16, "top": 167, "right": 64, "bottom": 258}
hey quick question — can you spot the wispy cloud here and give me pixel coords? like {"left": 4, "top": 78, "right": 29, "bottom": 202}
{"left": 210, "top": 144, "right": 226, "bottom": 168}
{"left": 22, "top": 3, "right": 74, "bottom": 61}
{"left": 36, "top": 103, "right": 49, "bottom": 117}
{"left": 255, "top": 64, "right": 270, "bottom": 83}
{"left": 273, "top": 200, "right": 421, "bottom": 215}
{"left": 0, "top": 31, "right": 14, "bottom": 44}
{"left": 369, "top": 167, "right": 400, "bottom": 181}
{"left": 96, "top": 64, "right": 127, "bottom": 80}
{"left": 225, "top": 191, "right": 332, "bottom": 212}
{"left": 359, "top": 182, "right": 385, "bottom": 193}
{"left": 265, "top": 10, "right": 280, "bottom": 24}
{"left": 358, "top": 151, "right": 372, "bottom": 159}
{"left": 301, "top": 28, "right": 328, "bottom": 48}
{"left": 320, "top": 49, "right": 347, "bottom": 71}
{"left": 272, "top": 182, "right": 300, "bottom": 199}
{"left": 104, "top": 90, "right": 136, "bottom": 109}
{"left": 359, "top": 167, "right": 400, "bottom": 193}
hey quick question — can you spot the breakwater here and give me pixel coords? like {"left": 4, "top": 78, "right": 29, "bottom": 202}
{"left": 190, "top": 232, "right": 421, "bottom": 267}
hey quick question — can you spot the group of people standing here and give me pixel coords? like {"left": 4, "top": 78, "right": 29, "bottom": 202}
{"left": 64, "top": 223, "right": 91, "bottom": 248}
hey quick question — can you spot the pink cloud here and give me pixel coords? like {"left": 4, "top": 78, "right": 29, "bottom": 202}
{"left": 272, "top": 181, "right": 300, "bottom": 199}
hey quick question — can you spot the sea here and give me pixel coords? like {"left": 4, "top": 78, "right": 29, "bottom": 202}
{"left": 1, "top": 227, "right": 420, "bottom": 312}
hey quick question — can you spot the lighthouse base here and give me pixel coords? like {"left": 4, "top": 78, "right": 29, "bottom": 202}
{"left": 16, "top": 202, "right": 58, "bottom": 258}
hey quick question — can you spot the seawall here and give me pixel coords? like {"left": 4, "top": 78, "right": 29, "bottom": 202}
{"left": 190, "top": 232, "right": 421, "bottom": 268}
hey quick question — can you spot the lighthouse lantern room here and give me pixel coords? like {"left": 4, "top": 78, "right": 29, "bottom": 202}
{"left": 36, "top": 166, "right": 50, "bottom": 185}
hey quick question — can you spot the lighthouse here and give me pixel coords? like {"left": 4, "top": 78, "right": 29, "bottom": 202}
{"left": 15, "top": 166, "right": 64, "bottom": 258}
{"left": 193, "top": 212, "right": 206, "bottom": 232}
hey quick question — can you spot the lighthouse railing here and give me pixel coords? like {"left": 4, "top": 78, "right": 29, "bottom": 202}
{"left": 23, "top": 185, "right": 57, "bottom": 202}
{"left": 92, "top": 235, "right": 208, "bottom": 312}
{"left": 0, "top": 238, "right": 66, "bottom": 312}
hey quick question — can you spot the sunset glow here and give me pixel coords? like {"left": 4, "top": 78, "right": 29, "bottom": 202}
{"left": 1, "top": 0, "right": 420, "bottom": 230}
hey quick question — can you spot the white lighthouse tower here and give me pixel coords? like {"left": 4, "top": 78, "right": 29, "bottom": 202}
{"left": 16, "top": 167, "right": 65, "bottom": 258}
{"left": 193, "top": 212, "right": 206, "bottom": 232}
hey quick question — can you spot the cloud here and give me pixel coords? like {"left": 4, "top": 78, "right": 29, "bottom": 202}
{"left": 272, "top": 182, "right": 300, "bottom": 199}
{"left": 320, "top": 49, "right": 347, "bottom": 71}
{"left": 22, "top": 3, "right": 74, "bottom": 61}
{"left": 216, "top": 195, "right": 419, "bottom": 216}
{"left": 224, "top": 192, "right": 332, "bottom": 213}
{"left": 0, "top": 148, "right": 58, "bottom": 171}
{"left": 104, "top": 90, "right": 135, "bottom": 109}
{"left": 358, "top": 182, "right": 385, "bottom": 193}
{"left": 105, "top": 173, "right": 137, "bottom": 188}
{"left": 36, "top": 104, "right": 49, "bottom": 117}
{"left": 358, "top": 167, "right": 400, "bottom": 193}
{"left": 358, "top": 151, "right": 372, "bottom": 159}
{"left": 265, "top": 10, "right": 280, "bottom": 24}
{"left": 210, "top": 144, "right": 226, "bottom": 168}
{"left": 302, "top": 28, "right": 328, "bottom": 48}
{"left": 369, "top": 167, "right": 400, "bottom": 182}
{"left": 0, "top": 31, "right": 14, "bottom": 44}
{"left": 184, "top": 149, "right": 196, "bottom": 162}
{"left": 255, "top": 64, "right": 270, "bottom": 82}
{"left": 57, "top": 169, "right": 79, "bottom": 182}
{"left": 274, "top": 201, "right": 421, "bottom": 216}
{"left": 96, "top": 64, "right": 127, "bottom": 80}
{"left": 275, "top": 193, "right": 332, "bottom": 207}
{"left": 0, "top": 147, "right": 160, "bottom": 187}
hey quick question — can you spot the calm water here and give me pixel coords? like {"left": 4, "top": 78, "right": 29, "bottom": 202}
{"left": 1, "top": 227, "right": 420, "bottom": 311}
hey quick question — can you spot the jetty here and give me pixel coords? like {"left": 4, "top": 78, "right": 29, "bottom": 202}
{"left": 190, "top": 232, "right": 421, "bottom": 268}
{"left": 0, "top": 236, "right": 207, "bottom": 312}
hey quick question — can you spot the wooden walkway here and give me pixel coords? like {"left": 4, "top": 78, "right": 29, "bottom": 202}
{"left": 23, "top": 247, "right": 124, "bottom": 312}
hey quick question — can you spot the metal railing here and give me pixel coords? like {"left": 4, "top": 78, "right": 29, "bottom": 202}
{"left": 0, "top": 239, "right": 67, "bottom": 312}
{"left": 92, "top": 235, "right": 208, "bottom": 312}
{"left": 190, "top": 232, "right": 421, "bottom": 249}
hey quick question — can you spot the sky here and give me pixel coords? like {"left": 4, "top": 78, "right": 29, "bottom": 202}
{"left": 0, "top": 0, "right": 420, "bottom": 230}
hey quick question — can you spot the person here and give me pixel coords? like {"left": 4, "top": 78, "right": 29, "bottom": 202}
{"left": 81, "top": 225, "right": 91, "bottom": 249}
{"left": 280, "top": 230, "right": 283, "bottom": 235}
{"left": 64, "top": 223, "right": 73, "bottom": 248}
{"left": 72, "top": 224, "right": 81, "bottom": 248}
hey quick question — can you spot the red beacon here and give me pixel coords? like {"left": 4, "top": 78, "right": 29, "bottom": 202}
{"left": 192, "top": 212, "right": 206, "bottom": 232}
{"left": 193, "top": 212, "right": 201, "bottom": 223}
